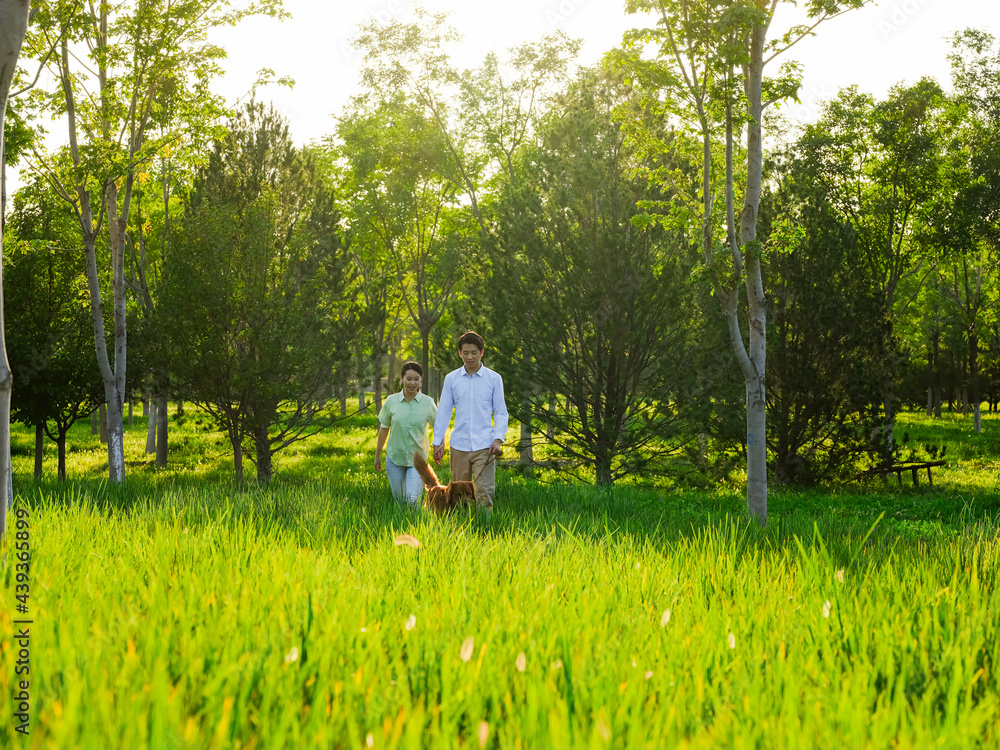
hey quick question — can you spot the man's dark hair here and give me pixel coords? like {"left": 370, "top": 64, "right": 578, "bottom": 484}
{"left": 457, "top": 331, "right": 485, "bottom": 351}
{"left": 400, "top": 360, "right": 423, "bottom": 377}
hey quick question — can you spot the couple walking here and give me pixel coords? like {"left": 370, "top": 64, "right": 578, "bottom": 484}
{"left": 373, "top": 331, "right": 508, "bottom": 515}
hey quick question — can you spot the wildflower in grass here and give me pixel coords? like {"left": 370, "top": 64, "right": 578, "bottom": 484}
{"left": 366, "top": 733, "right": 375, "bottom": 748}
{"left": 835, "top": 569, "right": 845, "bottom": 582}
{"left": 645, "top": 671, "right": 653, "bottom": 680}
{"left": 597, "top": 713, "right": 611, "bottom": 740}
{"left": 823, "top": 600, "right": 832, "bottom": 618}
{"left": 285, "top": 646, "right": 299, "bottom": 663}
{"left": 728, "top": 632, "right": 736, "bottom": 649}
{"left": 550, "top": 659, "right": 563, "bottom": 670}
{"left": 478, "top": 721, "right": 489, "bottom": 748}
{"left": 660, "top": 609, "right": 671, "bottom": 627}
{"left": 405, "top": 615, "right": 416, "bottom": 631}
{"left": 516, "top": 652, "right": 526, "bottom": 672}
{"left": 461, "top": 636, "right": 475, "bottom": 662}
{"left": 394, "top": 534, "right": 421, "bottom": 548}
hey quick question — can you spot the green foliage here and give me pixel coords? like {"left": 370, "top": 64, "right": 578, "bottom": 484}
{"left": 762, "top": 148, "right": 893, "bottom": 484}
{"left": 485, "top": 68, "right": 721, "bottom": 486}
{"left": 3, "top": 180, "right": 106, "bottom": 479}
{"left": 162, "top": 102, "right": 361, "bottom": 482}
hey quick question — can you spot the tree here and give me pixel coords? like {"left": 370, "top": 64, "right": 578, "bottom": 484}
{"left": 488, "top": 68, "right": 706, "bottom": 486}
{"left": 18, "top": 0, "right": 286, "bottom": 483}
{"left": 761, "top": 158, "right": 890, "bottom": 483}
{"left": 4, "top": 183, "right": 104, "bottom": 479}
{"left": 314, "top": 140, "right": 401, "bottom": 414}
{"left": 616, "top": 0, "right": 869, "bottom": 522}
{"left": 0, "top": 0, "right": 32, "bottom": 546}
{"left": 164, "top": 102, "right": 360, "bottom": 483}
{"left": 333, "top": 96, "right": 467, "bottom": 385}
{"left": 943, "top": 29, "right": 1000, "bottom": 430}
{"left": 352, "top": 8, "right": 579, "bottom": 236}
{"left": 793, "top": 81, "right": 947, "bottom": 452}
{"left": 349, "top": 8, "right": 579, "bottom": 442}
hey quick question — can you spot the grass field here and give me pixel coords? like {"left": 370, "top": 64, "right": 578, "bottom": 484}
{"left": 1, "top": 406, "right": 999, "bottom": 747}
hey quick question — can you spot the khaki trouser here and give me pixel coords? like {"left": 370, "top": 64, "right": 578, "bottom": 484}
{"left": 450, "top": 447, "right": 495, "bottom": 508}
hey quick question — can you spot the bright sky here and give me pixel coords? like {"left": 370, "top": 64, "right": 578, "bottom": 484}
{"left": 215, "top": 0, "right": 1000, "bottom": 147}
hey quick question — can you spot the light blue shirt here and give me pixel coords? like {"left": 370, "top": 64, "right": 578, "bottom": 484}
{"left": 432, "top": 364, "right": 509, "bottom": 452}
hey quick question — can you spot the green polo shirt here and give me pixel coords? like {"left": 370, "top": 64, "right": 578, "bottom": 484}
{"left": 378, "top": 391, "right": 438, "bottom": 467}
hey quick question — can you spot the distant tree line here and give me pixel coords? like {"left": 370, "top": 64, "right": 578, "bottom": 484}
{"left": 4, "top": 5, "right": 1000, "bottom": 493}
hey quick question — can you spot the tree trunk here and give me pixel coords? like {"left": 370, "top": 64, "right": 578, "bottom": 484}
{"left": 420, "top": 327, "right": 431, "bottom": 394}
{"left": 107, "top": 179, "right": 128, "bottom": 481}
{"left": 145, "top": 400, "right": 157, "bottom": 453}
{"left": 357, "top": 351, "right": 367, "bottom": 413}
{"left": 518, "top": 415, "right": 533, "bottom": 465}
{"left": 373, "top": 346, "right": 383, "bottom": 413}
{"left": 882, "top": 379, "right": 896, "bottom": 461}
{"left": 156, "top": 386, "right": 168, "bottom": 467}
{"left": 339, "top": 362, "right": 348, "bottom": 417}
{"left": 970, "top": 329, "right": 981, "bottom": 434}
{"left": 733, "top": 28, "right": 768, "bottom": 525}
{"left": 0, "top": 0, "right": 32, "bottom": 546}
{"left": 595, "top": 443, "right": 613, "bottom": 487}
{"left": 99, "top": 404, "right": 108, "bottom": 444}
{"left": 83, "top": 205, "right": 126, "bottom": 481}
{"left": 518, "top": 353, "right": 533, "bottom": 468}
{"left": 231, "top": 426, "right": 244, "bottom": 487}
{"left": 519, "top": 386, "right": 533, "bottom": 469}
{"left": 57, "top": 430, "right": 67, "bottom": 481}
{"left": 34, "top": 422, "right": 43, "bottom": 479}
{"left": 254, "top": 421, "right": 272, "bottom": 482}
{"left": 388, "top": 347, "right": 397, "bottom": 393}
{"left": 926, "top": 334, "right": 936, "bottom": 417}
{"left": 105, "top": 408, "right": 124, "bottom": 481}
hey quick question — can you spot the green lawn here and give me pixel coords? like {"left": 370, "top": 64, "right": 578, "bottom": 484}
{"left": 1, "top": 407, "right": 999, "bottom": 747}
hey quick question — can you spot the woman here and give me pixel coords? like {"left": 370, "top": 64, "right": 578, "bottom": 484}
{"left": 374, "top": 361, "right": 437, "bottom": 508}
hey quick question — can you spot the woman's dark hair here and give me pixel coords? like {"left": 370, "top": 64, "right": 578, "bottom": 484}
{"left": 457, "top": 330, "right": 485, "bottom": 351}
{"left": 400, "top": 360, "right": 423, "bottom": 377}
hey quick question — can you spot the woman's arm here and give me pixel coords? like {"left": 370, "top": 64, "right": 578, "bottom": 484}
{"left": 375, "top": 425, "right": 390, "bottom": 471}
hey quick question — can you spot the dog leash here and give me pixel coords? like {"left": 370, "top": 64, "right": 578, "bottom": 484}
{"left": 473, "top": 453, "right": 498, "bottom": 484}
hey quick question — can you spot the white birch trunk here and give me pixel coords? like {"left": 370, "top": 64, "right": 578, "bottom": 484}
{"left": 61, "top": 26, "right": 126, "bottom": 482}
{"left": 730, "top": 17, "right": 769, "bottom": 525}
{"left": 0, "top": 0, "right": 31, "bottom": 544}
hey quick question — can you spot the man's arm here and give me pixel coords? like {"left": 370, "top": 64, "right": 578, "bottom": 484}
{"left": 432, "top": 373, "right": 454, "bottom": 463}
{"left": 491, "top": 372, "right": 509, "bottom": 455}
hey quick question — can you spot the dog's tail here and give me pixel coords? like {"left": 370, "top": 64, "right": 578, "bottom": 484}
{"left": 413, "top": 451, "right": 439, "bottom": 488}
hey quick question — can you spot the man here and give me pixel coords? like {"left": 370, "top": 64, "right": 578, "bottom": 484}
{"left": 432, "top": 331, "right": 508, "bottom": 516}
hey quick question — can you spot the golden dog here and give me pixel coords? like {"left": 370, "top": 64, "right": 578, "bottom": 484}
{"left": 413, "top": 451, "right": 478, "bottom": 513}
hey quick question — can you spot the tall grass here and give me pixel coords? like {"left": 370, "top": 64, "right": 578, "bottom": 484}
{"left": 1, "top": 409, "right": 998, "bottom": 747}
